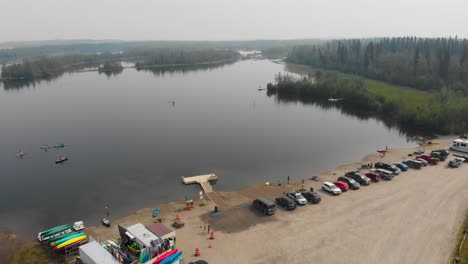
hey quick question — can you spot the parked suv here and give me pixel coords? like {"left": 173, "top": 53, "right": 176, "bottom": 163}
{"left": 430, "top": 151, "right": 447, "bottom": 161}
{"left": 337, "top": 176, "right": 360, "bottom": 190}
{"left": 285, "top": 191, "right": 308, "bottom": 205}
{"left": 370, "top": 168, "right": 394, "bottom": 180}
{"left": 374, "top": 162, "right": 401, "bottom": 175}
{"left": 301, "top": 191, "right": 321, "bottom": 204}
{"left": 345, "top": 170, "right": 371, "bottom": 185}
{"left": 275, "top": 196, "right": 296, "bottom": 210}
{"left": 321, "top": 182, "right": 342, "bottom": 195}
{"left": 431, "top": 149, "right": 450, "bottom": 158}
{"left": 252, "top": 197, "right": 276, "bottom": 215}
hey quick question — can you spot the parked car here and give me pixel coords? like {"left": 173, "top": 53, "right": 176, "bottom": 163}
{"left": 337, "top": 176, "right": 360, "bottom": 190}
{"left": 275, "top": 196, "right": 297, "bottom": 210}
{"left": 321, "top": 182, "right": 342, "bottom": 195}
{"left": 374, "top": 162, "right": 401, "bottom": 175}
{"left": 393, "top": 162, "right": 408, "bottom": 171}
{"left": 252, "top": 197, "right": 276, "bottom": 215}
{"left": 431, "top": 149, "right": 450, "bottom": 158}
{"left": 285, "top": 191, "right": 308, "bottom": 205}
{"left": 370, "top": 168, "right": 394, "bottom": 180}
{"left": 333, "top": 181, "right": 349, "bottom": 192}
{"left": 430, "top": 151, "right": 447, "bottom": 161}
{"left": 415, "top": 158, "right": 429, "bottom": 166}
{"left": 345, "top": 170, "right": 371, "bottom": 185}
{"left": 449, "top": 157, "right": 465, "bottom": 168}
{"left": 416, "top": 154, "right": 439, "bottom": 165}
{"left": 301, "top": 191, "right": 321, "bottom": 204}
{"left": 402, "top": 159, "right": 423, "bottom": 169}
{"left": 365, "top": 172, "right": 380, "bottom": 182}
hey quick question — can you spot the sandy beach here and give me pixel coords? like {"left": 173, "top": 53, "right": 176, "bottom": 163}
{"left": 3, "top": 139, "right": 468, "bottom": 264}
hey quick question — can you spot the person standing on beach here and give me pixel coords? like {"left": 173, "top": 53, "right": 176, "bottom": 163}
{"left": 208, "top": 225, "right": 210, "bottom": 233}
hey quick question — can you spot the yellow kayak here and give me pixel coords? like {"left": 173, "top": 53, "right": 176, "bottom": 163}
{"left": 54, "top": 235, "right": 87, "bottom": 250}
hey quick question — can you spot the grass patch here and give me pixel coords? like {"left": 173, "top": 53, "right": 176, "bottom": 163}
{"left": 7, "top": 243, "right": 53, "bottom": 264}
{"left": 199, "top": 202, "right": 206, "bottom": 207}
{"left": 452, "top": 211, "right": 468, "bottom": 263}
{"left": 364, "top": 79, "right": 432, "bottom": 107}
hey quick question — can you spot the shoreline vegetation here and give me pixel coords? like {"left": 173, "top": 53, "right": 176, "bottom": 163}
{"left": 0, "top": 49, "right": 241, "bottom": 87}
{"left": 266, "top": 71, "right": 468, "bottom": 134}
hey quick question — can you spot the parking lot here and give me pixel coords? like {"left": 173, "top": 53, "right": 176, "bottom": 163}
{"left": 181, "top": 145, "right": 468, "bottom": 264}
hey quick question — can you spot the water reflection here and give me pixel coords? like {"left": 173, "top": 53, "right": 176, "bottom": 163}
{"left": 267, "top": 92, "right": 432, "bottom": 138}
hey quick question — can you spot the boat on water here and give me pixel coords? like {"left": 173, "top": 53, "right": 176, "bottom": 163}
{"left": 16, "top": 152, "right": 25, "bottom": 157}
{"left": 153, "top": 208, "right": 160, "bottom": 217}
{"left": 53, "top": 143, "right": 66, "bottom": 148}
{"left": 102, "top": 217, "right": 111, "bottom": 227}
{"left": 55, "top": 157, "right": 68, "bottom": 164}
{"left": 328, "top": 98, "right": 344, "bottom": 102}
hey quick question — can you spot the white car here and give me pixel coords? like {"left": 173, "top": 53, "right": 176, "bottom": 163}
{"left": 321, "top": 182, "right": 342, "bottom": 195}
{"left": 285, "top": 191, "right": 308, "bottom": 205}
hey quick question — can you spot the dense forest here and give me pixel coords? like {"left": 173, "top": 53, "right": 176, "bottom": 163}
{"left": 134, "top": 49, "right": 239, "bottom": 69}
{"left": 266, "top": 72, "right": 468, "bottom": 134}
{"left": 288, "top": 37, "right": 468, "bottom": 94}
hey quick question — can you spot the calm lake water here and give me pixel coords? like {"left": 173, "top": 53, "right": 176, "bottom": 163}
{"left": 0, "top": 58, "right": 415, "bottom": 238}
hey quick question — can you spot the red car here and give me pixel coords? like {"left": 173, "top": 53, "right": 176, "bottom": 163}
{"left": 333, "top": 181, "right": 349, "bottom": 192}
{"left": 416, "top": 154, "right": 439, "bottom": 165}
{"left": 365, "top": 172, "right": 380, "bottom": 182}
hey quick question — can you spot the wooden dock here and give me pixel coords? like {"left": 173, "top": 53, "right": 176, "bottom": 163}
{"left": 181, "top": 173, "right": 218, "bottom": 193}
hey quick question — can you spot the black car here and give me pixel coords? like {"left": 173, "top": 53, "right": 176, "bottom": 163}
{"left": 374, "top": 162, "right": 401, "bottom": 175}
{"left": 301, "top": 191, "right": 321, "bottom": 204}
{"left": 402, "top": 159, "right": 423, "bottom": 169}
{"left": 275, "top": 196, "right": 297, "bottom": 210}
{"left": 430, "top": 151, "right": 447, "bottom": 161}
{"left": 431, "top": 149, "right": 450, "bottom": 157}
{"left": 344, "top": 171, "right": 370, "bottom": 185}
{"left": 337, "top": 176, "right": 360, "bottom": 190}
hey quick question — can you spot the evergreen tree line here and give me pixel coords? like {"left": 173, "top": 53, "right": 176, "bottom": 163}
{"left": 287, "top": 37, "right": 468, "bottom": 94}
{"left": 266, "top": 72, "right": 468, "bottom": 134}
{"left": 134, "top": 49, "right": 239, "bottom": 69}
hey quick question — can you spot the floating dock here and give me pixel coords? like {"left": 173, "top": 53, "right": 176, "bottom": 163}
{"left": 181, "top": 173, "right": 218, "bottom": 193}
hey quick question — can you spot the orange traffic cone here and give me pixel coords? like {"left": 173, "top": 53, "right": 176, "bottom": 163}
{"left": 209, "top": 231, "right": 215, "bottom": 240}
{"left": 195, "top": 247, "right": 200, "bottom": 256}
{"left": 176, "top": 213, "right": 181, "bottom": 220}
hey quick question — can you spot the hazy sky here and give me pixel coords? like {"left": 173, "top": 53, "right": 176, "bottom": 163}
{"left": 1, "top": 0, "right": 467, "bottom": 42}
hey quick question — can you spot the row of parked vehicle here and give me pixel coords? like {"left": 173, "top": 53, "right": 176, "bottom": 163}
{"left": 253, "top": 190, "right": 322, "bottom": 215}
{"left": 252, "top": 148, "right": 465, "bottom": 215}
